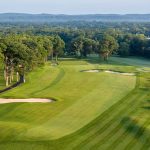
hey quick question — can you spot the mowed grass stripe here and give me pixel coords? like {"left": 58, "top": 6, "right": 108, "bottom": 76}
{"left": 0, "top": 58, "right": 149, "bottom": 150}
{"left": 60, "top": 73, "right": 144, "bottom": 148}
{"left": 31, "top": 67, "right": 65, "bottom": 96}
{"left": 73, "top": 91, "right": 146, "bottom": 150}
{"left": 61, "top": 88, "right": 141, "bottom": 149}
{"left": 19, "top": 73, "right": 135, "bottom": 140}
{"left": 133, "top": 121, "right": 150, "bottom": 150}
{"left": 123, "top": 120, "right": 150, "bottom": 150}
{"left": 113, "top": 119, "right": 150, "bottom": 150}
{"left": 61, "top": 90, "right": 139, "bottom": 149}
{"left": 95, "top": 93, "right": 148, "bottom": 150}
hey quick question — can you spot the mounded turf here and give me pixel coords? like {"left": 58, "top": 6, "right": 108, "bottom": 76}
{"left": 0, "top": 57, "right": 149, "bottom": 150}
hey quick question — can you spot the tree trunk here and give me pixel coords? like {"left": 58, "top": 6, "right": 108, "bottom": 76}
{"left": 6, "top": 76, "right": 9, "bottom": 86}
{"left": 4, "top": 57, "right": 7, "bottom": 80}
{"left": 45, "top": 56, "right": 48, "bottom": 62}
{"left": 4, "top": 69, "right": 6, "bottom": 80}
{"left": 55, "top": 54, "right": 58, "bottom": 62}
{"left": 11, "top": 67, "right": 14, "bottom": 81}
{"left": 5, "top": 66, "right": 9, "bottom": 86}
{"left": 83, "top": 51, "right": 87, "bottom": 57}
{"left": 16, "top": 72, "right": 19, "bottom": 82}
{"left": 11, "top": 73, "right": 14, "bottom": 81}
{"left": 51, "top": 51, "right": 54, "bottom": 61}
{"left": 9, "top": 76, "right": 12, "bottom": 84}
{"left": 19, "top": 74, "right": 25, "bottom": 83}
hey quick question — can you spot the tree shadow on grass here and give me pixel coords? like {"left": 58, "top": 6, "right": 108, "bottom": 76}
{"left": 120, "top": 116, "right": 150, "bottom": 144}
{"left": 119, "top": 117, "right": 150, "bottom": 148}
{"left": 142, "top": 106, "right": 150, "bottom": 110}
{"left": 146, "top": 100, "right": 150, "bottom": 103}
{"left": 141, "top": 99, "right": 150, "bottom": 110}
{"left": 0, "top": 82, "right": 21, "bottom": 94}
{"left": 121, "top": 117, "right": 147, "bottom": 139}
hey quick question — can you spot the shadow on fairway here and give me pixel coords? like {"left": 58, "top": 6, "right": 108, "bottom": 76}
{"left": 142, "top": 106, "right": 150, "bottom": 110}
{"left": 0, "top": 82, "right": 21, "bottom": 94}
{"left": 120, "top": 117, "right": 150, "bottom": 141}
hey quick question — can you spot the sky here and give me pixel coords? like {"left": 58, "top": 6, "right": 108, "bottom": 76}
{"left": 0, "top": 0, "right": 150, "bottom": 14}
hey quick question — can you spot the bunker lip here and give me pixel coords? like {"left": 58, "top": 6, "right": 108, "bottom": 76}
{"left": 0, "top": 98, "right": 53, "bottom": 104}
{"left": 81, "top": 69, "right": 135, "bottom": 76}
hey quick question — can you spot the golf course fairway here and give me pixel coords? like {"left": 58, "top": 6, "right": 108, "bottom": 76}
{"left": 0, "top": 57, "right": 149, "bottom": 150}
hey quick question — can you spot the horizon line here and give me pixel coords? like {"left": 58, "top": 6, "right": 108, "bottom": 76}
{"left": 0, "top": 12, "right": 150, "bottom": 15}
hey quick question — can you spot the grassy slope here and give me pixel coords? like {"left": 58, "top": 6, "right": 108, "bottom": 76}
{"left": 110, "top": 56, "right": 150, "bottom": 67}
{"left": 0, "top": 59, "right": 136, "bottom": 140}
{"left": 0, "top": 57, "right": 149, "bottom": 150}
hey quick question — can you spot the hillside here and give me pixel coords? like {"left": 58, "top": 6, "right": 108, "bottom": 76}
{"left": 0, "top": 13, "right": 150, "bottom": 23}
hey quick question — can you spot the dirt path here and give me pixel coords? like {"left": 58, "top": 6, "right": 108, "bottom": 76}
{"left": 0, "top": 98, "right": 52, "bottom": 104}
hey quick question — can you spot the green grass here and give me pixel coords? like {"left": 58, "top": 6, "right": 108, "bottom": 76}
{"left": 110, "top": 56, "right": 150, "bottom": 67}
{"left": 0, "top": 56, "right": 149, "bottom": 150}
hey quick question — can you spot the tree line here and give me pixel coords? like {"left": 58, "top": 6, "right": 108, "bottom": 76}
{"left": 0, "top": 34, "right": 65, "bottom": 86}
{"left": 0, "top": 23, "right": 150, "bottom": 87}
{"left": 27, "top": 25, "right": 150, "bottom": 59}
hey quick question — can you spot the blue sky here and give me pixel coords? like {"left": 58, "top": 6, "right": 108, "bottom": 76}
{"left": 0, "top": 0, "right": 150, "bottom": 14}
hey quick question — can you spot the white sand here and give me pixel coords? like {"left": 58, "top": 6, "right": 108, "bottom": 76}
{"left": 83, "top": 69, "right": 135, "bottom": 76}
{"left": 104, "top": 71, "right": 135, "bottom": 76}
{"left": 84, "top": 70, "right": 100, "bottom": 73}
{"left": 0, "top": 98, "right": 52, "bottom": 104}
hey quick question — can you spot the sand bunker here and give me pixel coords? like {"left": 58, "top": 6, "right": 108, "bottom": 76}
{"left": 84, "top": 70, "right": 100, "bottom": 73}
{"left": 104, "top": 71, "right": 135, "bottom": 76}
{"left": 82, "top": 69, "right": 135, "bottom": 76}
{"left": 0, "top": 98, "right": 52, "bottom": 104}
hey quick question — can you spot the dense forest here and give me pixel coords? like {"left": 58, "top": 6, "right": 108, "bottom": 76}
{"left": 0, "top": 21, "right": 150, "bottom": 86}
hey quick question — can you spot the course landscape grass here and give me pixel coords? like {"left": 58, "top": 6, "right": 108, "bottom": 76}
{"left": 0, "top": 57, "right": 149, "bottom": 150}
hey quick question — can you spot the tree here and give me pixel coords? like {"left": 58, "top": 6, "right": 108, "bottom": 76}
{"left": 0, "top": 34, "right": 55, "bottom": 86}
{"left": 52, "top": 35, "right": 65, "bottom": 62}
{"left": 71, "top": 36, "right": 98, "bottom": 57}
{"left": 82, "top": 38, "right": 96, "bottom": 57}
{"left": 42, "top": 36, "right": 53, "bottom": 61}
{"left": 0, "top": 44, "right": 4, "bottom": 61}
{"left": 71, "top": 36, "right": 84, "bottom": 57}
{"left": 118, "top": 42, "right": 130, "bottom": 57}
{"left": 0, "top": 49, "right": 3, "bottom": 61}
{"left": 130, "top": 34, "right": 146, "bottom": 56}
{"left": 98, "top": 34, "right": 119, "bottom": 61}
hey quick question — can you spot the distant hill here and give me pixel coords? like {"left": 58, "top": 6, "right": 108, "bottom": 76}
{"left": 0, "top": 13, "right": 150, "bottom": 23}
